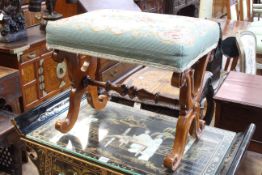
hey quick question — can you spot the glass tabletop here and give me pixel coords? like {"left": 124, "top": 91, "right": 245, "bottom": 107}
{"left": 24, "top": 96, "right": 236, "bottom": 175}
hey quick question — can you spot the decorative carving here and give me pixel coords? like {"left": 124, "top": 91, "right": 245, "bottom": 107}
{"left": 164, "top": 53, "right": 211, "bottom": 170}
{"left": 0, "top": 0, "right": 26, "bottom": 42}
{"left": 54, "top": 51, "right": 108, "bottom": 133}
{"left": 52, "top": 49, "right": 212, "bottom": 171}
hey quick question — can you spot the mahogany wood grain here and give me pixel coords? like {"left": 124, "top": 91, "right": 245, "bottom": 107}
{"left": 215, "top": 71, "right": 262, "bottom": 108}
{"left": 214, "top": 71, "right": 262, "bottom": 153}
{"left": 55, "top": 0, "right": 78, "bottom": 17}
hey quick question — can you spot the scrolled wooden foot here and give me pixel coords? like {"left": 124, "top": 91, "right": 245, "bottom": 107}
{"left": 55, "top": 88, "right": 85, "bottom": 133}
{"left": 164, "top": 152, "right": 181, "bottom": 171}
{"left": 87, "top": 86, "right": 108, "bottom": 110}
{"left": 190, "top": 103, "right": 205, "bottom": 138}
{"left": 164, "top": 111, "right": 195, "bottom": 170}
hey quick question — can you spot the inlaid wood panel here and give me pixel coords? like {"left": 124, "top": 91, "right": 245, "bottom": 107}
{"left": 41, "top": 52, "right": 70, "bottom": 95}
{"left": 23, "top": 83, "right": 38, "bottom": 106}
{"left": 20, "top": 63, "right": 36, "bottom": 84}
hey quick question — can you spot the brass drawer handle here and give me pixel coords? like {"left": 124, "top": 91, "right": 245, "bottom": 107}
{"left": 28, "top": 52, "right": 37, "bottom": 59}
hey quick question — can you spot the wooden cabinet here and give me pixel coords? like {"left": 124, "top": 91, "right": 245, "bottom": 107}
{"left": 214, "top": 71, "right": 262, "bottom": 153}
{"left": 0, "top": 27, "right": 70, "bottom": 112}
{"left": 19, "top": 42, "right": 70, "bottom": 110}
{"left": 0, "top": 67, "right": 21, "bottom": 113}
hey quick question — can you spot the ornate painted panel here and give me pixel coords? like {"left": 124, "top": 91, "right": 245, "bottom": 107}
{"left": 15, "top": 95, "right": 242, "bottom": 175}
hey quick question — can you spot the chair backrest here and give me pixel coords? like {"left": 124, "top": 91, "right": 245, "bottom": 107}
{"left": 199, "top": 0, "right": 214, "bottom": 18}
{"left": 236, "top": 31, "right": 257, "bottom": 74}
{"left": 240, "top": 0, "right": 253, "bottom": 21}
{"left": 226, "top": 0, "right": 240, "bottom": 20}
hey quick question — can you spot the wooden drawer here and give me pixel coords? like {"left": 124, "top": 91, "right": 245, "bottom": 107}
{"left": 101, "top": 63, "right": 137, "bottom": 82}
{"left": 21, "top": 43, "right": 47, "bottom": 63}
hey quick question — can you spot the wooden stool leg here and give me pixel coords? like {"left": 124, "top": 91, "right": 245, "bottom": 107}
{"left": 85, "top": 58, "right": 108, "bottom": 110}
{"left": 164, "top": 111, "right": 196, "bottom": 170}
{"left": 53, "top": 52, "right": 108, "bottom": 133}
{"left": 164, "top": 53, "right": 210, "bottom": 171}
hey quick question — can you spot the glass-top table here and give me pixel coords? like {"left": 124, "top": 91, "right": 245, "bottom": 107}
{"left": 14, "top": 91, "right": 254, "bottom": 175}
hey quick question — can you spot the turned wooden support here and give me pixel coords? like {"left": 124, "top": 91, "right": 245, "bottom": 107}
{"left": 53, "top": 51, "right": 108, "bottom": 133}
{"left": 164, "top": 52, "right": 211, "bottom": 170}
{"left": 82, "top": 77, "right": 179, "bottom": 106}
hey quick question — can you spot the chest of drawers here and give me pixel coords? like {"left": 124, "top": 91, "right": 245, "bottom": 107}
{"left": 0, "top": 27, "right": 70, "bottom": 112}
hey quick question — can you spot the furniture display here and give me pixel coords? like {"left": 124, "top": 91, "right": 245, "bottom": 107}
{"left": 45, "top": 9, "right": 221, "bottom": 170}
{"left": 214, "top": 71, "right": 262, "bottom": 153}
{"left": 14, "top": 91, "right": 255, "bottom": 175}
{"left": 28, "top": 0, "right": 77, "bottom": 31}
{"left": 0, "top": 66, "right": 21, "bottom": 114}
{"left": 110, "top": 18, "right": 256, "bottom": 126}
{"left": 0, "top": 110, "right": 26, "bottom": 175}
{"left": 225, "top": 0, "right": 262, "bottom": 73}
{"left": 0, "top": 26, "right": 71, "bottom": 111}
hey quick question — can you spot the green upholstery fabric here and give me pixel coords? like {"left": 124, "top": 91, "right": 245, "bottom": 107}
{"left": 248, "top": 22, "right": 262, "bottom": 54}
{"left": 46, "top": 10, "right": 219, "bottom": 72}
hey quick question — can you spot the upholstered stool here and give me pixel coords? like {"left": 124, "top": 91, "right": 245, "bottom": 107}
{"left": 46, "top": 9, "right": 219, "bottom": 170}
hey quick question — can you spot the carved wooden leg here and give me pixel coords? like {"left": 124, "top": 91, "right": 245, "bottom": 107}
{"left": 164, "top": 53, "right": 211, "bottom": 170}
{"left": 85, "top": 57, "right": 108, "bottom": 109}
{"left": 53, "top": 52, "right": 108, "bottom": 133}
{"left": 164, "top": 70, "right": 197, "bottom": 170}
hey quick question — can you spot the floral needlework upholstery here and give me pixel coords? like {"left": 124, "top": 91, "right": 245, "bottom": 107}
{"left": 248, "top": 22, "right": 262, "bottom": 54}
{"left": 46, "top": 10, "right": 219, "bottom": 72}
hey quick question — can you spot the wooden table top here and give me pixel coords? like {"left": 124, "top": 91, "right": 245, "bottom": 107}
{"left": 0, "top": 66, "right": 18, "bottom": 80}
{"left": 0, "top": 26, "right": 45, "bottom": 54}
{"left": 214, "top": 71, "right": 262, "bottom": 108}
{"left": 213, "top": 19, "right": 251, "bottom": 38}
